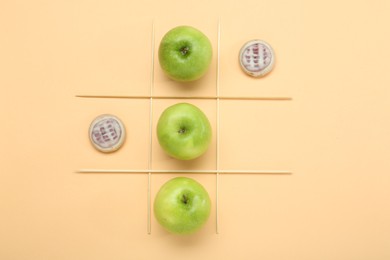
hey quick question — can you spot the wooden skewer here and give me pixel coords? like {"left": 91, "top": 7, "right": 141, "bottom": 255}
{"left": 215, "top": 19, "right": 221, "bottom": 234}
{"left": 146, "top": 20, "right": 155, "bottom": 235}
{"left": 75, "top": 95, "right": 292, "bottom": 101}
{"left": 75, "top": 169, "right": 292, "bottom": 174}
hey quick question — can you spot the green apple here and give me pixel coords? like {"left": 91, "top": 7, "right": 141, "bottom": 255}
{"left": 158, "top": 25, "right": 213, "bottom": 82}
{"left": 157, "top": 103, "right": 212, "bottom": 160}
{"left": 154, "top": 177, "right": 211, "bottom": 235}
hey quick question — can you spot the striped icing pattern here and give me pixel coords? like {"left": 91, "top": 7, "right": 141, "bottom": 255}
{"left": 239, "top": 40, "right": 275, "bottom": 77}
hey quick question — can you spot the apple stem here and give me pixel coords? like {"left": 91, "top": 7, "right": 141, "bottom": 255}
{"left": 182, "top": 194, "right": 189, "bottom": 204}
{"left": 180, "top": 46, "right": 190, "bottom": 56}
{"left": 178, "top": 128, "right": 186, "bottom": 134}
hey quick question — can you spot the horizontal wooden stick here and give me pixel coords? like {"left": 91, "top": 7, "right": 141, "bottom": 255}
{"left": 75, "top": 95, "right": 292, "bottom": 101}
{"left": 75, "top": 169, "right": 292, "bottom": 174}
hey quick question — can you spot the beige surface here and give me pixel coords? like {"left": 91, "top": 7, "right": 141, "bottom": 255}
{"left": 1, "top": 0, "right": 390, "bottom": 259}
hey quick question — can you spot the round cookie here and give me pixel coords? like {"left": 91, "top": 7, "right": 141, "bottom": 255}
{"left": 89, "top": 114, "right": 126, "bottom": 153}
{"left": 239, "top": 40, "right": 275, "bottom": 77}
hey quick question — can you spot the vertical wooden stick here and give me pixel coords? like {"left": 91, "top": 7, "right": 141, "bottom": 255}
{"left": 147, "top": 20, "right": 155, "bottom": 235}
{"left": 216, "top": 19, "right": 221, "bottom": 234}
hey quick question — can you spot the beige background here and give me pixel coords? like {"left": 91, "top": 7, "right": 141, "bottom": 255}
{"left": 1, "top": 0, "right": 390, "bottom": 259}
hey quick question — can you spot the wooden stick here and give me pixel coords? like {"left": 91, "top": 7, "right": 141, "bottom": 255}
{"left": 215, "top": 18, "right": 221, "bottom": 235}
{"left": 75, "top": 94, "right": 292, "bottom": 101}
{"left": 75, "top": 169, "right": 292, "bottom": 174}
{"left": 146, "top": 20, "right": 155, "bottom": 235}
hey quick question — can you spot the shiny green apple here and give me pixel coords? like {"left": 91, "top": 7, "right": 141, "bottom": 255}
{"left": 154, "top": 177, "right": 211, "bottom": 235}
{"left": 158, "top": 25, "right": 213, "bottom": 82}
{"left": 156, "top": 103, "right": 212, "bottom": 160}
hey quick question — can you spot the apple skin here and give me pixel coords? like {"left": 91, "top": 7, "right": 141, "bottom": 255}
{"left": 158, "top": 26, "right": 213, "bottom": 82}
{"left": 157, "top": 103, "right": 212, "bottom": 160}
{"left": 154, "top": 177, "right": 211, "bottom": 235}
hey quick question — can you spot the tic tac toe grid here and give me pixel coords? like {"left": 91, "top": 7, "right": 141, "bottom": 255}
{"left": 75, "top": 21, "right": 292, "bottom": 234}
